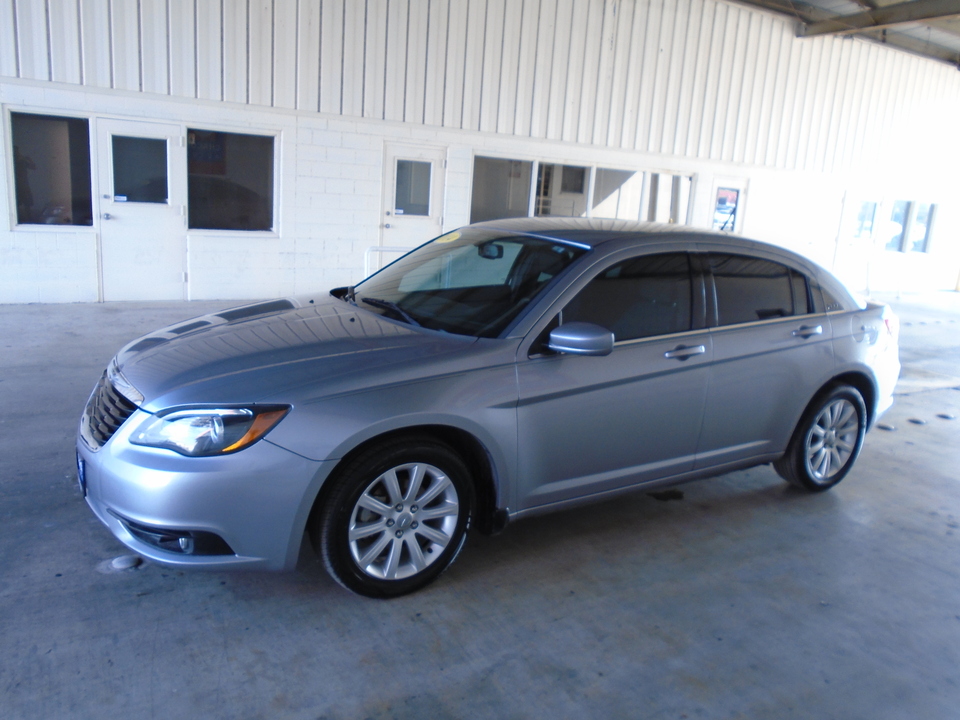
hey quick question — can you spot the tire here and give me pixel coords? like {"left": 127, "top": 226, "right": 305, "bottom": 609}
{"left": 316, "top": 438, "right": 473, "bottom": 598}
{"left": 774, "top": 384, "right": 867, "bottom": 492}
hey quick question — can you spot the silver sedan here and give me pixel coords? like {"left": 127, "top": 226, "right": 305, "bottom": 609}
{"left": 77, "top": 219, "right": 900, "bottom": 597}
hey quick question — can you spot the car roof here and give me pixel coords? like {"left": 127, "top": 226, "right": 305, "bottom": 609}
{"left": 469, "top": 217, "right": 714, "bottom": 248}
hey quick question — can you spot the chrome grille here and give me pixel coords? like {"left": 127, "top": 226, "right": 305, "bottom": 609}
{"left": 83, "top": 371, "right": 138, "bottom": 449}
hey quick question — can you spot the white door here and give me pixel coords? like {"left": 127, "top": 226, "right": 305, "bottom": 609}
{"left": 96, "top": 119, "right": 186, "bottom": 300}
{"left": 377, "top": 144, "right": 446, "bottom": 272}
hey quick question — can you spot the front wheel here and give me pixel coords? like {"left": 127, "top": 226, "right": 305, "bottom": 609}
{"left": 316, "top": 438, "right": 473, "bottom": 598}
{"left": 774, "top": 384, "right": 867, "bottom": 492}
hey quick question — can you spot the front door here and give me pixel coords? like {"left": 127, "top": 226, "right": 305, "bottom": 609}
{"left": 515, "top": 252, "right": 711, "bottom": 511}
{"left": 96, "top": 119, "right": 186, "bottom": 300}
{"left": 377, "top": 144, "right": 446, "bottom": 273}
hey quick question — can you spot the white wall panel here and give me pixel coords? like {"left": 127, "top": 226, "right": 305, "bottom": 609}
{"left": 528, "top": 0, "right": 557, "bottom": 139}
{"left": 660, "top": 0, "right": 690, "bottom": 155}
{"left": 222, "top": 0, "right": 247, "bottom": 103}
{"left": 15, "top": 0, "right": 49, "bottom": 81}
{"left": 195, "top": 0, "right": 222, "bottom": 101}
{"left": 574, "top": 0, "right": 602, "bottom": 145}
{"left": 406, "top": 0, "right": 429, "bottom": 123}
{"left": 2, "top": 0, "right": 960, "bottom": 175}
{"left": 459, "top": 0, "right": 485, "bottom": 132}
{"left": 49, "top": 0, "right": 82, "bottom": 84}
{"left": 496, "top": 0, "right": 520, "bottom": 134}
{"left": 441, "top": 0, "right": 466, "bottom": 128}
{"left": 423, "top": 0, "right": 448, "bottom": 127}
{"left": 168, "top": 0, "right": 197, "bottom": 98}
{"left": 382, "top": 0, "right": 406, "bottom": 121}
{"left": 604, "top": 0, "right": 634, "bottom": 147}
{"left": 140, "top": 0, "right": 169, "bottom": 95}
{"left": 248, "top": 0, "right": 273, "bottom": 107}
{"left": 509, "top": 0, "right": 537, "bottom": 137}
{"left": 274, "top": 0, "right": 297, "bottom": 109}
{"left": 296, "top": 0, "right": 321, "bottom": 111}
{"left": 0, "top": 0, "right": 18, "bottom": 78}
{"left": 734, "top": 13, "right": 761, "bottom": 164}
{"left": 111, "top": 0, "right": 141, "bottom": 91}
{"left": 363, "top": 0, "right": 387, "bottom": 119}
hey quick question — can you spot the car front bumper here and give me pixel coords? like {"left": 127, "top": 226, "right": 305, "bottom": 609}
{"left": 77, "top": 409, "right": 328, "bottom": 571}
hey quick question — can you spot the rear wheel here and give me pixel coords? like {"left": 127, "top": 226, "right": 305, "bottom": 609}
{"left": 317, "top": 438, "right": 472, "bottom": 598}
{"left": 774, "top": 384, "right": 866, "bottom": 492}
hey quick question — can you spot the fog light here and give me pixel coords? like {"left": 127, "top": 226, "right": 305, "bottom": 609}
{"left": 109, "top": 511, "right": 235, "bottom": 556}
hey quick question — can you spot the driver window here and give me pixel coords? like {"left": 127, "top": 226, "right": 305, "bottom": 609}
{"left": 562, "top": 253, "right": 693, "bottom": 342}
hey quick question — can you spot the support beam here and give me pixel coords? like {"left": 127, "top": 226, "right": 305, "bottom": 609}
{"left": 800, "top": 0, "right": 960, "bottom": 37}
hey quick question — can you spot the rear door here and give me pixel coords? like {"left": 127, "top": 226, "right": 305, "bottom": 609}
{"left": 694, "top": 252, "right": 833, "bottom": 469}
{"left": 515, "top": 251, "right": 712, "bottom": 511}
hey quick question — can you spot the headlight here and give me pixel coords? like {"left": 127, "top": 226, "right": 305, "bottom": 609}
{"left": 130, "top": 406, "right": 289, "bottom": 457}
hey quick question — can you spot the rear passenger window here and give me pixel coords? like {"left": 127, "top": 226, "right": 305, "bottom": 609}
{"left": 562, "top": 253, "right": 692, "bottom": 341}
{"left": 709, "top": 254, "right": 810, "bottom": 326}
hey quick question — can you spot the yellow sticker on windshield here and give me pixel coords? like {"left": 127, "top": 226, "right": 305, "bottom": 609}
{"left": 434, "top": 231, "right": 461, "bottom": 243}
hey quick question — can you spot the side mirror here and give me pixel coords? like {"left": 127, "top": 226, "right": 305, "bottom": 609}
{"left": 548, "top": 322, "right": 614, "bottom": 356}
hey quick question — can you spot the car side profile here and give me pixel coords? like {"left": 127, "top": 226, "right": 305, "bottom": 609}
{"left": 77, "top": 218, "right": 900, "bottom": 597}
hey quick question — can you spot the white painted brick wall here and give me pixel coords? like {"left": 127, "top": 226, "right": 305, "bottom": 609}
{"left": 2, "top": 79, "right": 958, "bottom": 303}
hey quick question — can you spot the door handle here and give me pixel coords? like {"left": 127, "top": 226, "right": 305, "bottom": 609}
{"left": 102, "top": 213, "right": 113, "bottom": 220}
{"left": 792, "top": 325, "right": 823, "bottom": 338}
{"left": 664, "top": 344, "right": 706, "bottom": 360}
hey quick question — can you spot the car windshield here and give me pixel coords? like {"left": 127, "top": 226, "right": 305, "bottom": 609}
{"left": 352, "top": 228, "right": 587, "bottom": 337}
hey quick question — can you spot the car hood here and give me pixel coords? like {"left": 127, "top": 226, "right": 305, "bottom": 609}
{"left": 115, "top": 295, "right": 480, "bottom": 411}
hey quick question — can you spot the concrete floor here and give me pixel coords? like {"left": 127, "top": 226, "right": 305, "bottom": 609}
{"left": 1, "top": 293, "right": 958, "bottom": 720}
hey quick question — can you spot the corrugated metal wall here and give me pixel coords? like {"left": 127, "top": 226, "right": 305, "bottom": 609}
{"left": 2, "top": 0, "right": 958, "bottom": 173}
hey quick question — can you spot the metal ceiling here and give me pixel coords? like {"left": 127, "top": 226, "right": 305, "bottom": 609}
{"left": 732, "top": 0, "right": 960, "bottom": 68}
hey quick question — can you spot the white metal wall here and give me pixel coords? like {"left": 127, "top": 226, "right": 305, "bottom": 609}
{"left": 2, "top": 0, "right": 959, "bottom": 174}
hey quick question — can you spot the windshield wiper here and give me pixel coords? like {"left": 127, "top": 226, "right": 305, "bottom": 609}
{"left": 361, "top": 297, "right": 422, "bottom": 327}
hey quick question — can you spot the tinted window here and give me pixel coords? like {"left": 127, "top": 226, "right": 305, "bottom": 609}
{"left": 563, "top": 253, "right": 692, "bottom": 341}
{"left": 188, "top": 129, "right": 273, "bottom": 230}
{"left": 395, "top": 160, "right": 431, "bottom": 216}
{"left": 112, "top": 136, "right": 167, "bottom": 203}
{"left": 11, "top": 113, "right": 93, "bottom": 226}
{"left": 710, "top": 254, "right": 809, "bottom": 326}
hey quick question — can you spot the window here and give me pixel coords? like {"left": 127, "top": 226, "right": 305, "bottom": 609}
{"left": 592, "top": 169, "right": 644, "bottom": 220}
{"left": 470, "top": 157, "right": 533, "bottom": 223}
{"left": 470, "top": 157, "right": 691, "bottom": 225}
{"left": 112, "top": 136, "right": 167, "bottom": 203}
{"left": 187, "top": 129, "right": 273, "bottom": 230}
{"left": 562, "top": 254, "right": 693, "bottom": 341}
{"left": 712, "top": 188, "right": 739, "bottom": 232}
{"left": 910, "top": 203, "right": 935, "bottom": 253}
{"left": 883, "top": 201, "right": 937, "bottom": 253}
{"left": 11, "top": 112, "right": 93, "bottom": 226}
{"left": 854, "top": 202, "right": 877, "bottom": 238}
{"left": 709, "top": 254, "right": 809, "bottom": 326}
{"left": 647, "top": 173, "right": 692, "bottom": 224}
{"left": 355, "top": 229, "right": 586, "bottom": 338}
{"left": 536, "top": 163, "right": 589, "bottom": 217}
{"left": 395, "top": 160, "right": 431, "bottom": 216}
{"left": 885, "top": 201, "right": 909, "bottom": 251}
